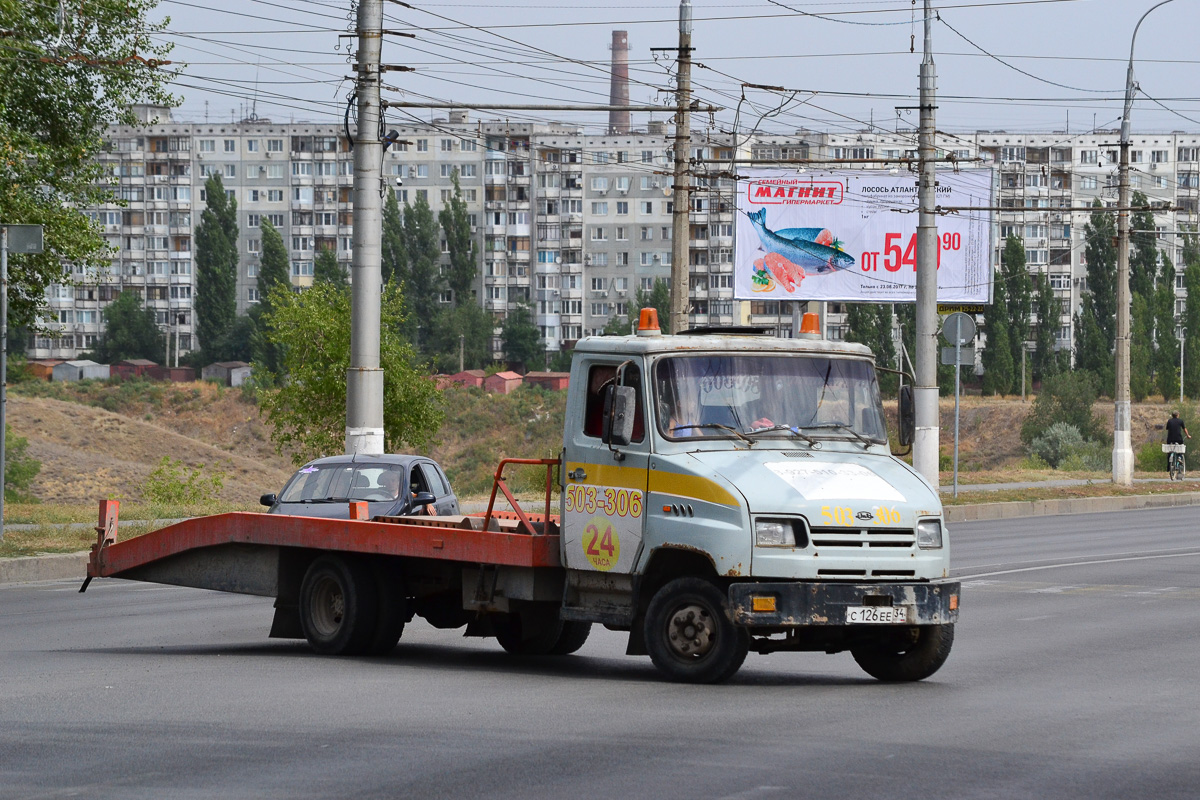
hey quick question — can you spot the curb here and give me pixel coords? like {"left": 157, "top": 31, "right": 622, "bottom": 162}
{"left": 0, "top": 552, "right": 89, "bottom": 585}
{"left": 943, "top": 490, "right": 1200, "bottom": 523}
{"left": 5, "top": 492, "right": 1200, "bottom": 585}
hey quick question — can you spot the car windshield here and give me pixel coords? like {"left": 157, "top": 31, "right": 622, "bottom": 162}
{"left": 278, "top": 464, "right": 406, "bottom": 503}
{"left": 654, "top": 354, "right": 887, "bottom": 443}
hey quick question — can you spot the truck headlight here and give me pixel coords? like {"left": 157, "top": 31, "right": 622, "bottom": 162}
{"left": 916, "top": 519, "right": 943, "bottom": 549}
{"left": 755, "top": 519, "right": 796, "bottom": 547}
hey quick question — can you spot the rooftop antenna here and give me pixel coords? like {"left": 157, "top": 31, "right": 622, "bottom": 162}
{"left": 250, "top": 62, "right": 260, "bottom": 121}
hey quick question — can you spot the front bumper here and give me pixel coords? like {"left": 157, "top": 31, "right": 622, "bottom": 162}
{"left": 729, "top": 580, "right": 959, "bottom": 627}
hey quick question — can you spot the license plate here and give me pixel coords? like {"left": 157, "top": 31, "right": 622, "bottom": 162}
{"left": 846, "top": 605, "right": 908, "bottom": 624}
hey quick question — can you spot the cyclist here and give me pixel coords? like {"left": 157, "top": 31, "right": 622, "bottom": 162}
{"left": 1165, "top": 412, "right": 1190, "bottom": 479}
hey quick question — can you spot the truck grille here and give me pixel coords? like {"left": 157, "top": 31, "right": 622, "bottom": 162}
{"left": 808, "top": 527, "right": 915, "bottom": 549}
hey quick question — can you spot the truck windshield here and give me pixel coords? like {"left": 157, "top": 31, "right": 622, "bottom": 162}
{"left": 654, "top": 355, "right": 887, "bottom": 443}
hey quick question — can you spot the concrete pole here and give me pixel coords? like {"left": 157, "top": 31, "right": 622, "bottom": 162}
{"left": 1113, "top": 1, "right": 1177, "bottom": 484}
{"left": 346, "top": 0, "right": 385, "bottom": 455}
{"left": 669, "top": 0, "right": 692, "bottom": 335}
{"left": 913, "top": 0, "right": 941, "bottom": 486}
{"left": 1181, "top": 328, "right": 1185, "bottom": 404}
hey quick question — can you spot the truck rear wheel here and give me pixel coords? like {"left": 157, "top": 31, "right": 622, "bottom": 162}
{"left": 494, "top": 606, "right": 563, "bottom": 655}
{"left": 644, "top": 578, "right": 749, "bottom": 684}
{"left": 851, "top": 623, "right": 954, "bottom": 682}
{"left": 299, "top": 555, "right": 379, "bottom": 656}
{"left": 365, "top": 565, "right": 406, "bottom": 655}
{"left": 548, "top": 621, "right": 592, "bottom": 655}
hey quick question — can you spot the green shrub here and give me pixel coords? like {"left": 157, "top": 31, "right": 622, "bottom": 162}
{"left": 1136, "top": 440, "right": 1170, "bottom": 472}
{"left": 1058, "top": 440, "right": 1110, "bottom": 472}
{"left": 1030, "top": 422, "right": 1085, "bottom": 468}
{"left": 1019, "top": 453, "right": 1051, "bottom": 470}
{"left": 5, "top": 424, "right": 41, "bottom": 503}
{"left": 1021, "top": 371, "right": 1105, "bottom": 445}
{"left": 141, "top": 457, "right": 225, "bottom": 505}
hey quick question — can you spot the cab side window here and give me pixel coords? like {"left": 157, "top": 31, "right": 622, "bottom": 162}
{"left": 583, "top": 363, "right": 645, "bottom": 442}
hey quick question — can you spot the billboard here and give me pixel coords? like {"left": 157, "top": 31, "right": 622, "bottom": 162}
{"left": 734, "top": 168, "right": 994, "bottom": 303}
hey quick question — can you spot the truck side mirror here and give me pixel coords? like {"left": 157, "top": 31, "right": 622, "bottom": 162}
{"left": 898, "top": 385, "right": 915, "bottom": 447}
{"left": 602, "top": 385, "right": 636, "bottom": 447}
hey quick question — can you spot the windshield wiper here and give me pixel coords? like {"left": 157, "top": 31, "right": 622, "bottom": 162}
{"left": 669, "top": 422, "right": 754, "bottom": 444}
{"left": 743, "top": 424, "right": 821, "bottom": 448}
{"left": 798, "top": 422, "right": 878, "bottom": 449}
{"left": 297, "top": 496, "right": 351, "bottom": 504}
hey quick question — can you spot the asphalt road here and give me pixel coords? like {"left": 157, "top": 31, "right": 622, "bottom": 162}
{"left": 2, "top": 507, "right": 1199, "bottom": 799}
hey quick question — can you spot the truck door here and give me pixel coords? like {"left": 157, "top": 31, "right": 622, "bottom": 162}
{"left": 562, "top": 359, "right": 649, "bottom": 575}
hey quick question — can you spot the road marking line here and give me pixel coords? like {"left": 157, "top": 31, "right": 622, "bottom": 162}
{"left": 956, "top": 550, "right": 1200, "bottom": 579}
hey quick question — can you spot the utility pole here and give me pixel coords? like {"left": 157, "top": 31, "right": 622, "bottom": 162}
{"left": 669, "top": 0, "right": 692, "bottom": 335}
{"left": 913, "top": 0, "right": 941, "bottom": 486}
{"left": 1113, "top": 0, "right": 1177, "bottom": 484}
{"left": 346, "top": 0, "right": 385, "bottom": 456}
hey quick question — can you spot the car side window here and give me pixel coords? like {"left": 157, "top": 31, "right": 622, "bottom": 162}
{"left": 421, "top": 464, "right": 447, "bottom": 497}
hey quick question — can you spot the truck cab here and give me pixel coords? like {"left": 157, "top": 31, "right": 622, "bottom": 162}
{"left": 559, "top": 310, "right": 958, "bottom": 683}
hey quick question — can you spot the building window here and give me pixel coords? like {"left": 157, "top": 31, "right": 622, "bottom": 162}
{"left": 417, "top": 139, "right": 428, "bottom": 152}
{"left": 292, "top": 260, "right": 313, "bottom": 276}
{"left": 223, "top": 139, "right": 236, "bottom": 152}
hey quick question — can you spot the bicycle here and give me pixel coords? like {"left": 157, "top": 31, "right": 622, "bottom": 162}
{"left": 1163, "top": 443, "right": 1187, "bottom": 481}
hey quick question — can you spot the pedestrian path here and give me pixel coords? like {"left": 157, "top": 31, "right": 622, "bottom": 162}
{"left": 941, "top": 477, "right": 1175, "bottom": 493}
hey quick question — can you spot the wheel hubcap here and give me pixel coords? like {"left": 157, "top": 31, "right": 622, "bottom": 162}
{"left": 666, "top": 603, "right": 715, "bottom": 658}
{"left": 310, "top": 576, "right": 346, "bottom": 637}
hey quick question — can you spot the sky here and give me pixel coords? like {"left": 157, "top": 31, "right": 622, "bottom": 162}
{"left": 151, "top": 0, "right": 1200, "bottom": 139}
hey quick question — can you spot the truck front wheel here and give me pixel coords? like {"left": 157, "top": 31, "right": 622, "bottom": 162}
{"left": 644, "top": 578, "right": 749, "bottom": 684}
{"left": 851, "top": 623, "right": 954, "bottom": 682}
{"left": 299, "top": 556, "right": 379, "bottom": 655}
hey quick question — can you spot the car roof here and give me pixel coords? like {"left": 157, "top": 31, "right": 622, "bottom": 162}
{"left": 300, "top": 454, "right": 432, "bottom": 469}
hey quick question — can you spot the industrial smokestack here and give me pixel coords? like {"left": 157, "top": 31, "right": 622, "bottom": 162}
{"left": 608, "top": 30, "right": 630, "bottom": 134}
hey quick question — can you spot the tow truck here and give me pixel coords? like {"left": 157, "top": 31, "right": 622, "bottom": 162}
{"left": 83, "top": 310, "right": 959, "bottom": 683}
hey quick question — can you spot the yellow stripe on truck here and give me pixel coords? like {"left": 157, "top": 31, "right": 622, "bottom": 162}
{"left": 564, "top": 462, "right": 740, "bottom": 508}
{"left": 648, "top": 472, "right": 740, "bottom": 507}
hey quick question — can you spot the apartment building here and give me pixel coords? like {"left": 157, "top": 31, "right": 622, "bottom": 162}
{"left": 31, "top": 106, "right": 1200, "bottom": 365}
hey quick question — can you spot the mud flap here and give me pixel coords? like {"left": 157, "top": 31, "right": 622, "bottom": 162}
{"left": 269, "top": 600, "right": 304, "bottom": 639}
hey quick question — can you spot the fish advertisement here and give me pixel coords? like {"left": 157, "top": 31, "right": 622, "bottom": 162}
{"left": 735, "top": 168, "right": 994, "bottom": 303}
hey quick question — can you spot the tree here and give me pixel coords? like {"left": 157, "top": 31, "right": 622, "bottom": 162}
{"left": 252, "top": 219, "right": 291, "bottom": 377}
{"left": 91, "top": 289, "right": 164, "bottom": 363}
{"left": 632, "top": 278, "right": 671, "bottom": 333}
{"left": 501, "top": 301, "right": 543, "bottom": 370}
{"left": 313, "top": 247, "right": 347, "bottom": 289}
{"left": 194, "top": 173, "right": 239, "bottom": 363}
{"left": 258, "top": 281, "right": 443, "bottom": 464}
{"left": 1020, "top": 370, "right": 1104, "bottom": 445}
{"left": 1154, "top": 251, "right": 1180, "bottom": 401}
{"left": 0, "top": 1, "right": 174, "bottom": 328}
{"left": 4, "top": 424, "right": 40, "bottom": 503}
{"left": 1182, "top": 227, "right": 1200, "bottom": 398}
{"left": 846, "top": 303, "right": 897, "bottom": 396}
{"left": 403, "top": 192, "right": 443, "bottom": 347}
{"left": 438, "top": 171, "right": 478, "bottom": 306}
{"left": 1129, "top": 293, "right": 1154, "bottom": 401}
{"left": 1031, "top": 272, "right": 1062, "bottom": 383}
{"left": 981, "top": 273, "right": 1014, "bottom": 396}
{"left": 426, "top": 303, "right": 493, "bottom": 373}
{"left": 893, "top": 304, "right": 956, "bottom": 395}
{"left": 1129, "top": 191, "right": 1158, "bottom": 301}
{"left": 225, "top": 315, "right": 258, "bottom": 363}
{"left": 1073, "top": 293, "right": 1113, "bottom": 389}
{"left": 600, "top": 314, "right": 633, "bottom": 336}
{"left": 1082, "top": 200, "right": 1117, "bottom": 357}
{"left": 381, "top": 189, "right": 407, "bottom": 287}
{"left": 1001, "top": 236, "right": 1033, "bottom": 394}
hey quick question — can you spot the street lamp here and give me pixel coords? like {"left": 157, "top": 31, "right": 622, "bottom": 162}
{"left": 1114, "top": 0, "right": 1179, "bottom": 485}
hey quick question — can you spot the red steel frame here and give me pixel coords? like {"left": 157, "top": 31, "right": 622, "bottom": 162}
{"left": 87, "top": 460, "right": 563, "bottom": 582}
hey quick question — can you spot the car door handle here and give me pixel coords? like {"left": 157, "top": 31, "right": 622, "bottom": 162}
{"left": 568, "top": 468, "right": 587, "bottom": 481}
